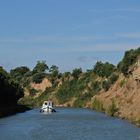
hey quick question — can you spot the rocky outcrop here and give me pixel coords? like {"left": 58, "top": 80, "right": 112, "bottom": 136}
{"left": 133, "top": 67, "right": 140, "bottom": 82}
{"left": 30, "top": 78, "right": 52, "bottom": 92}
{"left": 130, "top": 57, "right": 140, "bottom": 81}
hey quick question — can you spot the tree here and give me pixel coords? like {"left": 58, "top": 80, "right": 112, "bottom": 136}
{"left": 72, "top": 68, "right": 82, "bottom": 79}
{"left": 0, "top": 67, "right": 24, "bottom": 107}
{"left": 93, "top": 61, "right": 116, "bottom": 78}
{"left": 10, "top": 66, "right": 30, "bottom": 82}
{"left": 92, "top": 81, "right": 101, "bottom": 93}
{"left": 33, "top": 61, "right": 49, "bottom": 73}
{"left": 117, "top": 47, "right": 140, "bottom": 75}
{"left": 32, "top": 72, "right": 46, "bottom": 83}
{"left": 49, "top": 65, "right": 59, "bottom": 78}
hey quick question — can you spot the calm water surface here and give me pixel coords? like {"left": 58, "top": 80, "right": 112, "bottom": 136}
{"left": 0, "top": 108, "right": 140, "bottom": 140}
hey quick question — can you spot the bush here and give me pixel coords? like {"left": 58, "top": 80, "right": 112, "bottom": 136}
{"left": 102, "top": 80, "right": 111, "bottom": 91}
{"left": 72, "top": 68, "right": 82, "bottom": 79}
{"left": 22, "top": 78, "right": 31, "bottom": 87}
{"left": 107, "top": 100, "right": 118, "bottom": 116}
{"left": 118, "top": 47, "right": 140, "bottom": 75}
{"left": 92, "top": 98, "right": 104, "bottom": 112}
{"left": 74, "top": 92, "right": 93, "bottom": 107}
{"left": 92, "top": 81, "right": 101, "bottom": 94}
{"left": 94, "top": 61, "right": 116, "bottom": 78}
{"left": 74, "top": 99, "right": 83, "bottom": 108}
{"left": 56, "top": 79, "right": 86, "bottom": 104}
{"left": 135, "top": 118, "right": 140, "bottom": 126}
{"left": 19, "top": 87, "right": 54, "bottom": 107}
{"left": 56, "top": 80, "right": 77, "bottom": 104}
{"left": 29, "top": 88, "right": 38, "bottom": 96}
{"left": 109, "top": 73, "right": 119, "bottom": 84}
{"left": 120, "top": 79, "right": 126, "bottom": 88}
{"left": 32, "top": 72, "right": 46, "bottom": 83}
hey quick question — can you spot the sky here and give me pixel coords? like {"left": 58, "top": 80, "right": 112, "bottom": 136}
{"left": 0, "top": 0, "right": 140, "bottom": 72}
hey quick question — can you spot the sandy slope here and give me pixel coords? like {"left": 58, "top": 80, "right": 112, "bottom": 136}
{"left": 93, "top": 65, "right": 140, "bottom": 125}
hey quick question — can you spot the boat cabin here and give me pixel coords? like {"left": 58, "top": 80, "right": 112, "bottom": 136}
{"left": 43, "top": 101, "right": 53, "bottom": 107}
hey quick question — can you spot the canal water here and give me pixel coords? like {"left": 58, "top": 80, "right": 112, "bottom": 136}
{"left": 0, "top": 108, "right": 140, "bottom": 140}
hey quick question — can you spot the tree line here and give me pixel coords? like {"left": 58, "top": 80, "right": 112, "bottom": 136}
{"left": 0, "top": 47, "right": 140, "bottom": 107}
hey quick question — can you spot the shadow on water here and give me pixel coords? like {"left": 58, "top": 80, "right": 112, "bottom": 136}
{"left": 0, "top": 105, "right": 31, "bottom": 118}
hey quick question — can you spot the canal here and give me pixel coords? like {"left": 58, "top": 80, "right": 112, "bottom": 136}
{"left": 0, "top": 108, "right": 140, "bottom": 140}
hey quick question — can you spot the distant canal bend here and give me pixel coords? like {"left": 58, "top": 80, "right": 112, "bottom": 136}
{"left": 0, "top": 108, "right": 140, "bottom": 140}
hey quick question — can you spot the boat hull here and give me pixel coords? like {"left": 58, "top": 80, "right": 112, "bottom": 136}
{"left": 40, "top": 107, "right": 56, "bottom": 113}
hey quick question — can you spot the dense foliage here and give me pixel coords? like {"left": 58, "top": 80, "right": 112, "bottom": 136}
{"left": 33, "top": 61, "right": 49, "bottom": 74}
{"left": 118, "top": 47, "right": 140, "bottom": 75}
{"left": 93, "top": 61, "right": 116, "bottom": 78}
{"left": 102, "top": 80, "right": 111, "bottom": 91}
{"left": 3, "top": 47, "right": 140, "bottom": 110}
{"left": 32, "top": 72, "right": 46, "bottom": 83}
{"left": 92, "top": 98, "right": 104, "bottom": 112}
{"left": 72, "top": 68, "right": 82, "bottom": 79}
{"left": 74, "top": 92, "right": 93, "bottom": 107}
{"left": 10, "top": 66, "right": 30, "bottom": 82}
{"left": 0, "top": 67, "right": 24, "bottom": 107}
{"left": 56, "top": 80, "right": 80, "bottom": 104}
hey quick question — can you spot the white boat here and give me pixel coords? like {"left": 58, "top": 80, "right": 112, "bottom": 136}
{"left": 40, "top": 101, "right": 56, "bottom": 113}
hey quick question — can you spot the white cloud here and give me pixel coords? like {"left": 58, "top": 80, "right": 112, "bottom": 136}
{"left": 77, "top": 56, "right": 99, "bottom": 63}
{"left": 112, "top": 8, "right": 140, "bottom": 12}
{"left": 0, "top": 34, "right": 112, "bottom": 44}
{"left": 0, "top": 34, "right": 139, "bottom": 53}
{"left": 0, "top": 39, "right": 25, "bottom": 43}
{"left": 32, "top": 34, "right": 112, "bottom": 43}
{"left": 72, "top": 43, "right": 139, "bottom": 52}
{"left": 117, "top": 32, "right": 140, "bottom": 39}
{"left": 88, "top": 8, "right": 140, "bottom": 13}
{"left": 43, "top": 43, "right": 139, "bottom": 53}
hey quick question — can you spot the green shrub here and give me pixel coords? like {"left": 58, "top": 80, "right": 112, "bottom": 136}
{"left": 93, "top": 61, "right": 116, "bottom": 78}
{"left": 19, "top": 96, "right": 34, "bottom": 107}
{"left": 74, "top": 92, "right": 93, "bottom": 107}
{"left": 29, "top": 88, "right": 38, "bottom": 96}
{"left": 22, "top": 77, "right": 31, "bottom": 87}
{"left": 107, "top": 100, "right": 118, "bottom": 116}
{"left": 56, "top": 80, "right": 77, "bottom": 104}
{"left": 120, "top": 79, "right": 126, "bottom": 88}
{"left": 109, "top": 73, "right": 119, "bottom": 84}
{"left": 56, "top": 79, "right": 86, "bottom": 104}
{"left": 32, "top": 72, "right": 46, "bottom": 83}
{"left": 74, "top": 99, "right": 83, "bottom": 108}
{"left": 118, "top": 47, "right": 140, "bottom": 75}
{"left": 72, "top": 68, "right": 82, "bottom": 79}
{"left": 92, "top": 98, "right": 104, "bottom": 112}
{"left": 102, "top": 80, "right": 111, "bottom": 91}
{"left": 92, "top": 81, "right": 101, "bottom": 94}
{"left": 135, "top": 118, "right": 140, "bottom": 126}
{"left": 19, "top": 87, "right": 54, "bottom": 107}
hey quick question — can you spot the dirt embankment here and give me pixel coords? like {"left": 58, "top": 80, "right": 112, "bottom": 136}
{"left": 30, "top": 78, "right": 52, "bottom": 92}
{"left": 93, "top": 67, "right": 140, "bottom": 125}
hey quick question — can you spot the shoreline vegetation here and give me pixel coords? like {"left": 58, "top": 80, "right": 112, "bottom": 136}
{"left": 0, "top": 66, "right": 31, "bottom": 118}
{"left": 0, "top": 47, "right": 140, "bottom": 126}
